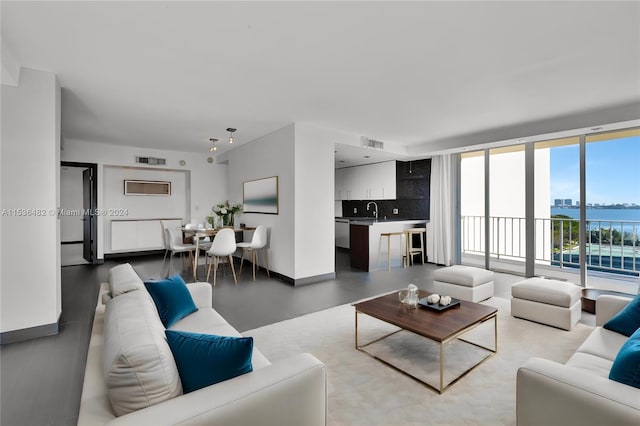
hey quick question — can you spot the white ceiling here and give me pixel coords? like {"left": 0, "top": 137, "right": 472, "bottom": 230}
{"left": 2, "top": 1, "right": 639, "bottom": 167}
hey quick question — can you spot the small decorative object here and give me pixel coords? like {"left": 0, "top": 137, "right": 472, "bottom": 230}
{"left": 439, "top": 295, "right": 452, "bottom": 306}
{"left": 212, "top": 200, "right": 242, "bottom": 227}
{"left": 427, "top": 293, "right": 441, "bottom": 304}
{"left": 419, "top": 294, "right": 461, "bottom": 311}
{"left": 207, "top": 157, "right": 214, "bottom": 163}
{"left": 398, "top": 284, "right": 419, "bottom": 309}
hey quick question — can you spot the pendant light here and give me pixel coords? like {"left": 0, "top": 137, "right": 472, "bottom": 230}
{"left": 209, "top": 138, "right": 218, "bottom": 151}
{"left": 227, "top": 128, "right": 237, "bottom": 144}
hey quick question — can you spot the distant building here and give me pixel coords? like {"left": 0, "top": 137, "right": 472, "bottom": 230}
{"left": 576, "top": 201, "right": 580, "bottom": 207}
{"left": 564, "top": 198, "right": 572, "bottom": 206}
{"left": 554, "top": 199, "right": 563, "bottom": 207}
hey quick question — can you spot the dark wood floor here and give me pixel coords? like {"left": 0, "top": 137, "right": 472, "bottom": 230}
{"left": 0, "top": 249, "right": 444, "bottom": 426}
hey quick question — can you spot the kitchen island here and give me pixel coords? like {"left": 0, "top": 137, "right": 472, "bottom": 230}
{"left": 348, "top": 219, "right": 428, "bottom": 271}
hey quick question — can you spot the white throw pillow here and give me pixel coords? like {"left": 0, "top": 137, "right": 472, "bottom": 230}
{"left": 103, "top": 290, "right": 182, "bottom": 416}
{"left": 108, "top": 263, "right": 144, "bottom": 297}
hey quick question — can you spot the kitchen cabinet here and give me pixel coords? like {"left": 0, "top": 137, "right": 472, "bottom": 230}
{"left": 111, "top": 218, "right": 181, "bottom": 251}
{"left": 366, "top": 161, "right": 396, "bottom": 199}
{"left": 396, "top": 159, "right": 431, "bottom": 200}
{"left": 335, "top": 161, "right": 396, "bottom": 200}
{"left": 335, "top": 168, "right": 350, "bottom": 200}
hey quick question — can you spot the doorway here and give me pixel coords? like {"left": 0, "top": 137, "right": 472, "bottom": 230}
{"left": 60, "top": 162, "right": 98, "bottom": 265}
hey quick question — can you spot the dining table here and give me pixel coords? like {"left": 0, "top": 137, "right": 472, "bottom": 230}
{"left": 182, "top": 226, "right": 256, "bottom": 280}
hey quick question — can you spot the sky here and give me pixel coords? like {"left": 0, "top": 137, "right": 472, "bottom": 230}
{"left": 550, "top": 135, "right": 640, "bottom": 205}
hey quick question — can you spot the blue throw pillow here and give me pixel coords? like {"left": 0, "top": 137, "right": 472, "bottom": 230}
{"left": 165, "top": 330, "right": 253, "bottom": 393}
{"left": 609, "top": 327, "right": 640, "bottom": 388}
{"left": 144, "top": 274, "right": 198, "bottom": 328}
{"left": 603, "top": 295, "right": 640, "bottom": 337}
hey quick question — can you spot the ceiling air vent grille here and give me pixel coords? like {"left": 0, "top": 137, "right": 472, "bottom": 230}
{"left": 135, "top": 156, "right": 166, "bottom": 166}
{"left": 360, "top": 136, "right": 384, "bottom": 150}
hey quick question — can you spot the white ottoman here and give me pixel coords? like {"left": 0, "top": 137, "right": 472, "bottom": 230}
{"left": 433, "top": 265, "right": 494, "bottom": 302}
{"left": 511, "top": 278, "right": 582, "bottom": 331}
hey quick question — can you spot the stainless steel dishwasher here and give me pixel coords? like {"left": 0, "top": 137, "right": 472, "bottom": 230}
{"left": 335, "top": 218, "right": 350, "bottom": 249}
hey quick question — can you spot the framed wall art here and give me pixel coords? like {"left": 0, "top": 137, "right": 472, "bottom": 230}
{"left": 243, "top": 176, "right": 279, "bottom": 214}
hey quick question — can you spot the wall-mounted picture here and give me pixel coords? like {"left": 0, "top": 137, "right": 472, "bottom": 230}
{"left": 124, "top": 180, "right": 171, "bottom": 195}
{"left": 243, "top": 176, "right": 279, "bottom": 214}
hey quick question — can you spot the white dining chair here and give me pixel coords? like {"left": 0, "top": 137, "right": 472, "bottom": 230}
{"left": 238, "top": 225, "right": 270, "bottom": 281}
{"left": 206, "top": 228, "right": 238, "bottom": 286}
{"left": 163, "top": 227, "right": 197, "bottom": 277}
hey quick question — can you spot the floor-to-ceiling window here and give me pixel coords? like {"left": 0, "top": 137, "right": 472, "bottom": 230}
{"left": 459, "top": 126, "right": 639, "bottom": 289}
{"left": 488, "top": 145, "right": 526, "bottom": 275}
{"left": 460, "top": 151, "right": 485, "bottom": 266}
{"left": 585, "top": 129, "right": 640, "bottom": 278}
{"left": 534, "top": 136, "right": 580, "bottom": 277}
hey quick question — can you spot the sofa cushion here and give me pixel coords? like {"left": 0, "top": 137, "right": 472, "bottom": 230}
{"left": 166, "top": 330, "right": 253, "bottom": 393}
{"left": 109, "top": 263, "right": 144, "bottom": 297}
{"left": 609, "top": 327, "right": 640, "bottom": 388}
{"left": 144, "top": 274, "right": 198, "bottom": 328}
{"left": 103, "top": 290, "right": 182, "bottom": 416}
{"left": 604, "top": 294, "right": 640, "bottom": 337}
{"left": 565, "top": 352, "right": 614, "bottom": 379}
{"left": 574, "top": 327, "right": 629, "bottom": 361}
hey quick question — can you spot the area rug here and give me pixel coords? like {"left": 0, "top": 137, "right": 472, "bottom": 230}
{"left": 243, "top": 296, "right": 593, "bottom": 426}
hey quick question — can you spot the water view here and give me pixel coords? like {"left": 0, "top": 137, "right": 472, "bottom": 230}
{"left": 550, "top": 207, "right": 640, "bottom": 221}
{"left": 549, "top": 207, "right": 639, "bottom": 275}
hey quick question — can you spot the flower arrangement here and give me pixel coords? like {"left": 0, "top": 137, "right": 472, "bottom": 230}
{"left": 211, "top": 200, "right": 242, "bottom": 227}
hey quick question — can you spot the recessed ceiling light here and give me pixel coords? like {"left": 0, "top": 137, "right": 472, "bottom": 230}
{"left": 338, "top": 160, "right": 345, "bottom": 163}
{"left": 364, "top": 155, "right": 370, "bottom": 158}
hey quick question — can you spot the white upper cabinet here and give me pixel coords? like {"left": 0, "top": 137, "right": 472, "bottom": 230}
{"left": 335, "top": 168, "right": 349, "bottom": 200}
{"left": 335, "top": 161, "right": 396, "bottom": 200}
{"left": 366, "top": 161, "right": 396, "bottom": 200}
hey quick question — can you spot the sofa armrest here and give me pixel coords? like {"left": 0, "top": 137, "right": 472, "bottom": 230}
{"left": 595, "top": 295, "right": 632, "bottom": 326}
{"left": 517, "top": 357, "right": 640, "bottom": 426}
{"left": 106, "top": 353, "right": 326, "bottom": 426}
{"left": 185, "top": 282, "right": 212, "bottom": 308}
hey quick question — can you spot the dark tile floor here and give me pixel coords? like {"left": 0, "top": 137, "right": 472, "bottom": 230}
{"left": 0, "top": 249, "right": 444, "bottom": 426}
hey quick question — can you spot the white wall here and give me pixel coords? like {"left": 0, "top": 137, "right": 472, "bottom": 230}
{"left": 102, "top": 166, "right": 188, "bottom": 253}
{"left": 61, "top": 140, "right": 228, "bottom": 259}
{"left": 227, "top": 125, "right": 296, "bottom": 278}
{"left": 60, "top": 167, "right": 84, "bottom": 242}
{"left": 1, "top": 68, "right": 61, "bottom": 334}
{"left": 294, "top": 124, "right": 336, "bottom": 278}
{"left": 226, "top": 123, "right": 336, "bottom": 281}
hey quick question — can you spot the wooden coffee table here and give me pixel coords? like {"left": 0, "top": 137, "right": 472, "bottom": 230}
{"left": 353, "top": 290, "right": 498, "bottom": 393}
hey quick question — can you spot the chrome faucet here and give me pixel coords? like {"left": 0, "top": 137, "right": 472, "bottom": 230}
{"left": 366, "top": 201, "right": 378, "bottom": 221}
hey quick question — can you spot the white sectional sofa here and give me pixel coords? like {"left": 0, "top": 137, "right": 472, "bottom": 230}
{"left": 516, "top": 295, "right": 639, "bottom": 426}
{"left": 78, "top": 264, "right": 327, "bottom": 425}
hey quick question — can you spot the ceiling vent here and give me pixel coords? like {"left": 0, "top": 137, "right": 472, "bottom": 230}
{"left": 135, "top": 156, "right": 166, "bottom": 166}
{"left": 360, "top": 136, "right": 384, "bottom": 150}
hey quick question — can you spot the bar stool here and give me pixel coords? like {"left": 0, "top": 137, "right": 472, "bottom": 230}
{"left": 378, "top": 231, "right": 407, "bottom": 271}
{"left": 405, "top": 227, "right": 426, "bottom": 265}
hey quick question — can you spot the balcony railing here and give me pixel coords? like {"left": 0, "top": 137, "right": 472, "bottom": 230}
{"left": 461, "top": 215, "right": 640, "bottom": 275}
